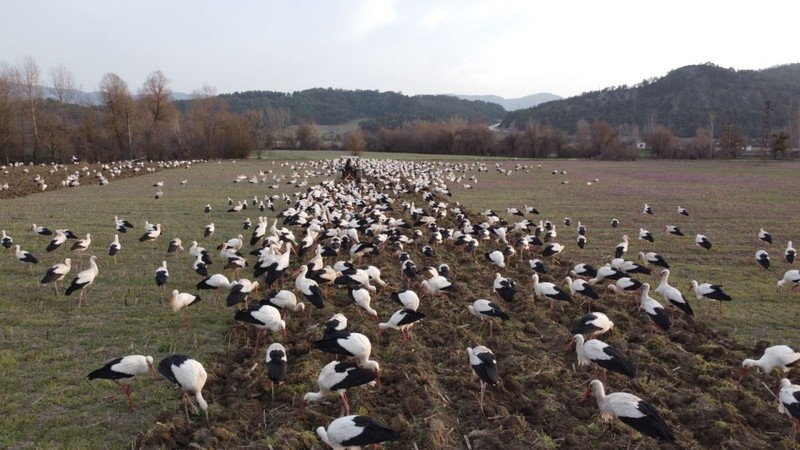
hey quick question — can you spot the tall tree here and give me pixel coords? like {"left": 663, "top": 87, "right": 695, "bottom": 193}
{"left": 19, "top": 56, "right": 42, "bottom": 161}
{"left": 0, "top": 63, "right": 22, "bottom": 163}
{"left": 138, "top": 70, "right": 175, "bottom": 159}
{"left": 187, "top": 84, "right": 228, "bottom": 158}
{"left": 49, "top": 64, "right": 78, "bottom": 162}
{"left": 99, "top": 73, "right": 136, "bottom": 160}
{"left": 643, "top": 125, "right": 676, "bottom": 159}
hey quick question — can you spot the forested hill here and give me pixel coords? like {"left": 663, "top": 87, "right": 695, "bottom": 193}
{"left": 501, "top": 63, "right": 800, "bottom": 137}
{"left": 177, "top": 88, "right": 507, "bottom": 126}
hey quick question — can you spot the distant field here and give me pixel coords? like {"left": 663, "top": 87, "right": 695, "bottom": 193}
{"left": 1, "top": 156, "right": 799, "bottom": 448}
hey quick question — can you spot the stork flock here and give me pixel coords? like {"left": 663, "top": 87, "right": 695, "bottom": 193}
{"left": 5, "top": 156, "right": 800, "bottom": 448}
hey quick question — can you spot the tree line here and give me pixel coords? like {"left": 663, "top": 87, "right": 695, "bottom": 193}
{"left": 1, "top": 57, "right": 796, "bottom": 164}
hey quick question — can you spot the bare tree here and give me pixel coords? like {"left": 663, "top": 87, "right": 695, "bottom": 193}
{"left": 0, "top": 63, "right": 22, "bottom": 163}
{"left": 49, "top": 64, "right": 78, "bottom": 162}
{"left": 265, "top": 106, "right": 291, "bottom": 149}
{"left": 138, "top": 70, "right": 175, "bottom": 159}
{"left": 187, "top": 84, "right": 228, "bottom": 158}
{"left": 19, "top": 56, "right": 43, "bottom": 161}
{"left": 99, "top": 73, "right": 136, "bottom": 160}
{"left": 643, "top": 125, "right": 676, "bottom": 159}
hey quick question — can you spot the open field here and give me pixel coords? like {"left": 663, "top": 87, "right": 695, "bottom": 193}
{"left": 1, "top": 156, "right": 800, "bottom": 449}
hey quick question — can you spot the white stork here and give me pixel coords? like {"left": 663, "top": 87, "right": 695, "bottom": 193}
{"left": 40, "top": 257, "right": 72, "bottom": 295}
{"left": 265, "top": 343, "right": 287, "bottom": 400}
{"left": 639, "top": 283, "right": 670, "bottom": 331}
{"left": 467, "top": 345, "right": 499, "bottom": 413}
{"left": 740, "top": 345, "right": 800, "bottom": 382}
{"left": 316, "top": 415, "right": 399, "bottom": 449}
{"left": 234, "top": 304, "right": 286, "bottom": 353}
{"left": 755, "top": 250, "right": 770, "bottom": 270}
{"left": 87, "top": 354, "right": 155, "bottom": 411}
{"left": 689, "top": 280, "right": 732, "bottom": 317}
{"left": 786, "top": 241, "right": 796, "bottom": 264}
{"left": 695, "top": 233, "right": 712, "bottom": 250}
{"left": 378, "top": 308, "right": 426, "bottom": 341}
{"left": 154, "top": 260, "right": 169, "bottom": 301}
{"left": 65, "top": 255, "right": 99, "bottom": 306}
{"left": 171, "top": 290, "right": 202, "bottom": 331}
{"left": 467, "top": 299, "right": 509, "bottom": 337}
{"left": 778, "top": 378, "right": 800, "bottom": 440}
{"left": 158, "top": 355, "right": 209, "bottom": 421}
{"left": 571, "top": 312, "right": 614, "bottom": 338}
{"left": 654, "top": 269, "right": 693, "bottom": 316}
{"left": 583, "top": 379, "right": 675, "bottom": 445}
{"left": 571, "top": 335, "right": 636, "bottom": 381}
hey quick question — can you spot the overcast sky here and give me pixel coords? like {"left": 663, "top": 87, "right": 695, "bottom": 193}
{"left": 2, "top": 1, "right": 798, "bottom": 99}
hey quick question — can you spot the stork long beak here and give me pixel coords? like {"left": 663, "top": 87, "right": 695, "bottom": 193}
{"left": 581, "top": 387, "right": 592, "bottom": 403}
{"left": 566, "top": 340, "right": 576, "bottom": 352}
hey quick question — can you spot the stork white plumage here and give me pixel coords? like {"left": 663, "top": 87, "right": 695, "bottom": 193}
{"left": 531, "top": 273, "right": 572, "bottom": 319}
{"left": 295, "top": 264, "right": 325, "bottom": 309}
{"left": 643, "top": 203, "right": 654, "bottom": 215}
{"left": 571, "top": 335, "right": 636, "bottom": 381}
{"left": 571, "top": 312, "right": 614, "bottom": 338}
{"left": 170, "top": 290, "right": 201, "bottom": 331}
{"left": 390, "top": 289, "right": 420, "bottom": 311}
{"left": 777, "top": 269, "right": 800, "bottom": 292}
{"left": 485, "top": 250, "right": 505, "bottom": 269}
{"left": 467, "top": 345, "right": 499, "bottom": 413}
{"left": 740, "top": 345, "right": 800, "bottom": 382}
{"left": 564, "top": 276, "right": 599, "bottom": 311}
{"left": 313, "top": 332, "right": 380, "bottom": 379}
{"left": 107, "top": 234, "right": 121, "bottom": 261}
{"left": 15, "top": 244, "right": 38, "bottom": 266}
{"left": 467, "top": 299, "right": 509, "bottom": 337}
{"left": 234, "top": 304, "right": 286, "bottom": 354}
{"left": 695, "top": 233, "right": 712, "bottom": 250}
{"left": 755, "top": 249, "right": 770, "bottom": 270}
{"left": 654, "top": 269, "right": 693, "bottom": 316}
{"left": 31, "top": 224, "right": 53, "bottom": 236}
{"left": 65, "top": 255, "right": 99, "bottom": 306}
{"left": 204, "top": 222, "right": 215, "bottom": 239}
{"left": 265, "top": 343, "right": 287, "bottom": 400}
{"left": 778, "top": 378, "right": 800, "bottom": 440}
{"left": 786, "top": 241, "right": 796, "bottom": 264}
{"left": 614, "top": 235, "right": 629, "bottom": 259}
{"left": 113, "top": 216, "right": 134, "bottom": 233}
{"left": 158, "top": 355, "right": 209, "bottom": 421}
{"left": 583, "top": 379, "right": 675, "bottom": 445}
{"left": 492, "top": 272, "right": 517, "bottom": 302}
{"left": 678, "top": 206, "right": 689, "bottom": 216}
{"left": 154, "top": 260, "right": 169, "bottom": 301}
{"left": 378, "top": 308, "right": 426, "bottom": 341}
{"left": 262, "top": 289, "right": 305, "bottom": 317}
{"left": 638, "top": 251, "right": 670, "bottom": 269}
{"left": 420, "top": 275, "right": 456, "bottom": 298}
{"left": 689, "top": 280, "right": 732, "bottom": 317}
{"left": 348, "top": 286, "right": 378, "bottom": 320}
{"left": 138, "top": 223, "right": 161, "bottom": 243}
{"left": 758, "top": 228, "right": 773, "bottom": 245}
{"left": 541, "top": 242, "right": 564, "bottom": 259}
{"left": 167, "top": 237, "right": 183, "bottom": 255}
{"left": 40, "top": 257, "right": 72, "bottom": 295}
{"left": 638, "top": 228, "right": 654, "bottom": 243}
{"left": 1, "top": 229, "right": 13, "bottom": 251}
{"left": 639, "top": 283, "right": 671, "bottom": 331}
{"left": 87, "top": 354, "right": 156, "bottom": 411}
{"left": 316, "top": 415, "right": 399, "bottom": 450}
{"left": 226, "top": 278, "right": 260, "bottom": 308}
{"left": 665, "top": 225, "right": 684, "bottom": 236}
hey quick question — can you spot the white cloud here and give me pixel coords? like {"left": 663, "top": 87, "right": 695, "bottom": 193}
{"left": 349, "top": 0, "right": 399, "bottom": 37}
{"left": 418, "top": 7, "right": 448, "bottom": 30}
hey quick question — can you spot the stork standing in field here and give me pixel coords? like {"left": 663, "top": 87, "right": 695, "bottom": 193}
{"left": 262, "top": 289, "right": 305, "bottom": 317}
{"left": 614, "top": 235, "right": 629, "bottom": 259}
{"left": 571, "top": 334, "right": 636, "bottom": 382}
{"left": 87, "top": 355, "right": 156, "bottom": 411}
{"left": 41, "top": 257, "right": 71, "bottom": 295}
{"left": 639, "top": 283, "right": 671, "bottom": 331}
{"left": 777, "top": 270, "right": 800, "bottom": 292}
{"left": 695, "top": 234, "right": 712, "bottom": 250}
{"left": 485, "top": 250, "right": 505, "bottom": 269}
{"left": 665, "top": 225, "right": 684, "bottom": 236}
{"left": 420, "top": 274, "right": 456, "bottom": 298}
{"left": 467, "top": 299, "right": 509, "bottom": 337}
{"left": 786, "top": 241, "right": 796, "bottom": 264}
{"left": 493, "top": 272, "right": 517, "bottom": 302}
{"left": 571, "top": 312, "right": 614, "bottom": 339}
{"left": 196, "top": 273, "right": 232, "bottom": 302}
{"left": 778, "top": 378, "right": 800, "bottom": 440}
{"left": 654, "top": 269, "right": 693, "bottom": 317}
{"left": 226, "top": 279, "right": 260, "bottom": 308}
{"left": 113, "top": 216, "right": 134, "bottom": 233}
{"left": 316, "top": 415, "right": 399, "bottom": 449}
{"left": 167, "top": 237, "right": 184, "bottom": 255}
{"left": 235, "top": 304, "right": 286, "bottom": 354}
{"left": 638, "top": 228, "right": 654, "bottom": 243}
{"left": 391, "top": 289, "right": 420, "bottom": 311}
{"left": 15, "top": 244, "right": 38, "bottom": 267}
{"left": 65, "top": 255, "right": 99, "bottom": 306}
{"left": 689, "top": 280, "right": 732, "bottom": 317}
{"left": 467, "top": 345, "right": 499, "bottom": 413}
{"left": 46, "top": 229, "right": 67, "bottom": 252}
{"left": 158, "top": 355, "right": 209, "bottom": 421}
{"left": 295, "top": 264, "right": 325, "bottom": 309}
{"left": 108, "top": 234, "right": 121, "bottom": 262}
{"left": 638, "top": 251, "right": 669, "bottom": 269}
{"left": 154, "top": 260, "right": 169, "bottom": 301}
{"left": 31, "top": 224, "right": 53, "bottom": 236}
{"left": 139, "top": 223, "right": 162, "bottom": 243}
{"left": 758, "top": 228, "right": 773, "bottom": 245}
{"left": 265, "top": 343, "right": 287, "bottom": 400}
{"left": 170, "top": 290, "right": 202, "bottom": 331}
{"left": 303, "top": 361, "right": 376, "bottom": 414}
{"left": 348, "top": 286, "right": 378, "bottom": 321}
{"left": 531, "top": 273, "right": 572, "bottom": 319}
{"left": 740, "top": 345, "right": 800, "bottom": 382}
{"left": 678, "top": 206, "right": 689, "bottom": 216}
{"left": 313, "top": 332, "right": 380, "bottom": 380}
{"left": 564, "top": 276, "right": 599, "bottom": 311}
{"left": 583, "top": 379, "right": 675, "bottom": 445}
{"left": 378, "top": 308, "right": 426, "bottom": 341}
{"left": 1, "top": 229, "right": 13, "bottom": 250}
{"left": 755, "top": 250, "right": 770, "bottom": 270}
